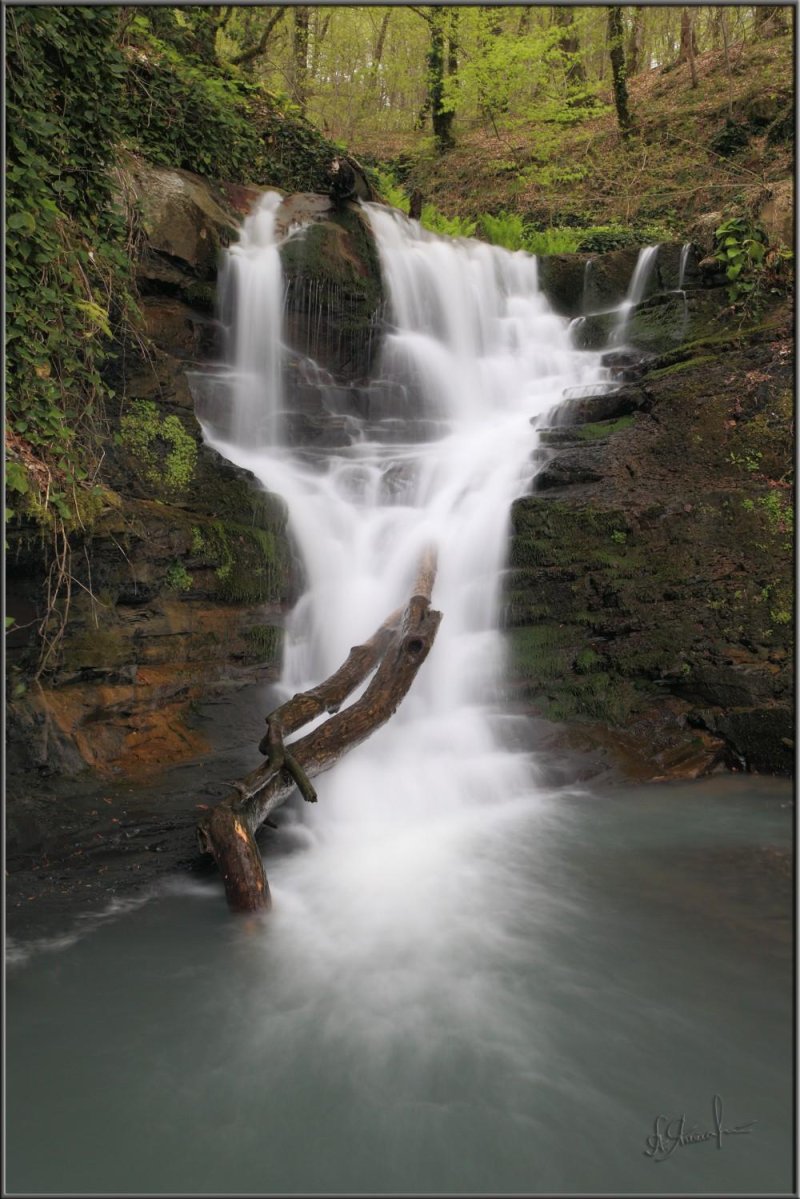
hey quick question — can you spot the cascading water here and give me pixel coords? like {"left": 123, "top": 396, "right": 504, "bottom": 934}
{"left": 7, "top": 198, "right": 793, "bottom": 1198}
{"left": 218, "top": 189, "right": 286, "bottom": 445}
{"left": 613, "top": 243, "right": 659, "bottom": 344}
{"left": 199, "top": 192, "right": 606, "bottom": 1000}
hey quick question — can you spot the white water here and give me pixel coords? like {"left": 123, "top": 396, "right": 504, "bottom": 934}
{"left": 218, "top": 190, "right": 286, "bottom": 445}
{"left": 613, "top": 243, "right": 659, "bottom": 343}
{"left": 201, "top": 194, "right": 608, "bottom": 1040}
{"left": 678, "top": 241, "right": 692, "bottom": 289}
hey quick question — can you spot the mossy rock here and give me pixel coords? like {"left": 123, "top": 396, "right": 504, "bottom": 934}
{"left": 280, "top": 202, "right": 385, "bottom": 381}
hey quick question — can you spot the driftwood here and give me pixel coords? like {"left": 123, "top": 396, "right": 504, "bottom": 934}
{"left": 197, "top": 547, "right": 441, "bottom": 912}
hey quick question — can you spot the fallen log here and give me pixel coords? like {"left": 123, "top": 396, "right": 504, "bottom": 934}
{"left": 197, "top": 547, "right": 441, "bottom": 913}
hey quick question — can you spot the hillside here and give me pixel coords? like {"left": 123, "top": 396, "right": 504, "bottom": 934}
{"left": 355, "top": 29, "right": 793, "bottom": 237}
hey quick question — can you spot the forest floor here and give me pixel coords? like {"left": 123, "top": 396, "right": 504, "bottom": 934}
{"left": 351, "top": 32, "right": 793, "bottom": 233}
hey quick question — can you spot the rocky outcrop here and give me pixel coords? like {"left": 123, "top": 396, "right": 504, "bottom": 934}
{"left": 538, "top": 242, "right": 701, "bottom": 320}
{"left": 506, "top": 283, "right": 794, "bottom": 778}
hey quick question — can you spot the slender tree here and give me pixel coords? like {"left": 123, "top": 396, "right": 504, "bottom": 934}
{"left": 291, "top": 6, "right": 310, "bottom": 113}
{"left": 626, "top": 5, "right": 645, "bottom": 75}
{"left": 754, "top": 5, "right": 788, "bottom": 35}
{"left": 428, "top": 7, "right": 454, "bottom": 150}
{"left": 607, "top": 6, "right": 634, "bottom": 140}
{"left": 677, "top": 6, "right": 700, "bottom": 64}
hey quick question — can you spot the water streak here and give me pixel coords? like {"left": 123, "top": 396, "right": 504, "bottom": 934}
{"left": 678, "top": 241, "right": 692, "bottom": 289}
{"left": 613, "top": 244, "right": 659, "bottom": 344}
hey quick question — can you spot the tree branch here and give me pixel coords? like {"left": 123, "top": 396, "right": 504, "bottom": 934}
{"left": 197, "top": 547, "right": 441, "bottom": 912}
{"left": 231, "top": 7, "right": 287, "bottom": 67}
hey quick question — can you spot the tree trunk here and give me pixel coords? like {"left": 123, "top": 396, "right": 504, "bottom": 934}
{"left": 553, "top": 5, "right": 587, "bottom": 86}
{"left": 476, "top": 4, "right": 503, "bottom": 119}
{"left": 626, "top": 5, "right": 645, "bottom": 75}
{"left": 373, "top": 9, "right": 391, "bottom": 69}
{"left": 429, "top": 8, "right": 455, "bottom": 151}
{"left": 230, "top": 7, "right": 286, "bottom": 69}
{"left": 291, "top": 6, "right": 310, "bottom": 113}
{"left": 607, "top": 6, "right": 634, "bottom": 141}
{"left": 686, "top": 8, "right": 699, "bottom": 87}
{"left": 720, "top": 10, "right": 734, "bottom": 118}
{"left": 677, "top": 6, "right": 700, "bottom": 63}
{"left": 197, "top": 549, "right": 442, "bottom": 913}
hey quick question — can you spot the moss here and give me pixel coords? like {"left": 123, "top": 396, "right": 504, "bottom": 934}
{"left": 648, "top": 354, "right": 716, "bottom": 379}
{"left": 118, "top": 400, "right": 197, "bottom": 498}
{"left": 60, "top": 628, "right": 129, "bottom": 671}
{"left": 165, "top": 561, "right": 192, "bottom": 592}
{"left": 243, "top": 624, "right": 284, "bottom": 664}
{"left": 575, "top": 648, "right": 601, "bottom": 673}
{"left": 574, "top": 415, "right": 634, "bottom": 441}
{"left": 192, "top": 517, "right": 291, "bottom": 605}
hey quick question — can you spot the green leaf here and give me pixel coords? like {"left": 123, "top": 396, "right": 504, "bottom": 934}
{"left": 7, "top": 211, "right": 36, "bottom": 234}
{"left": 5, "top": 461, "right": 29, "bottom": 493}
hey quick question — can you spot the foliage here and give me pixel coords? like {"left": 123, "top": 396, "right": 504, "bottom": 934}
{"left": 117, "top": 10, "right": 342, "bottom": 192}
{"left": 525, "top": 227, "right": 585, "bottom": 255}
{"left": 420, "top": 204, "right": 477, "bottom": 239}
{"left": 479, "top": 212, "right": 527, "bottom": 250}
{"left": 5, "top": 7, "right": 138, "bottom": 532}
{"left": 371, "top": 168, "right": 410, "bottom": 213}
{"left": 714, "top": 215, "right": 794, "bottom": 311}
{"left": 118, "top": 401, "right": 197, "bottom": 497}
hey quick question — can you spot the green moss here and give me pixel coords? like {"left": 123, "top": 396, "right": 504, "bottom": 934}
{"left": 165, "top": 561, "right": 192, "bottom": 592}
{"left": 193, "top": 517, "right": 291, "bottom": 604}
{"left": 575, "top": 648, "right": 601, "bottom": 673}
{"left": 574, "top": 415, "right": 634, "bottom": 441}
{"left": 648, "top": 354, "right": 716, "bottom": 379}
{"left": 119, "top": 400, "right": 197, "bottom": 498}
{"left": 60, "top": 628, "right": 129, "bottom": 671}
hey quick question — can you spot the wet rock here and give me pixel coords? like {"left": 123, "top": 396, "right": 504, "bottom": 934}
{"left": 535, "top": 449, "right": 606, "bottom": 490}
{"left": 140, "top": 297, "right": 218, "bottom": 361}
{"left": 690, "top": 707, "right": 795, "bottom": 774}
{"left": 539, "top": 247, "right": 643, "bottom": 317}
{"left": 549, "top": 384, "right": 645, "bottom": 426}
{"left": 600, "top": 349, "right": 654, "bottom": 381}
{"left": 280, "top": 202, "right": 385, "bottom": 382}
{"left": 506, "top": 299, "right": 793, "bottom": 778}
{"left": 688, "top": 211, "right": 723, "bottom": 258}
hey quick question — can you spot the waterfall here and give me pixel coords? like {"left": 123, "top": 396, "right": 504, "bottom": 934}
{"left": 217, "top": 190, "right": 286, "bottom": 446}
{"left": 582, "top": 256, "right": 594, "bottom": 312}
{"left": 678, "top": 241, "right": 692, "bottom": 289}
{"left": 199, "top": 196, "right": 606, "bottom": 994}
{"left": 613, "top": 243, "right": 659, "bottom": 344}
